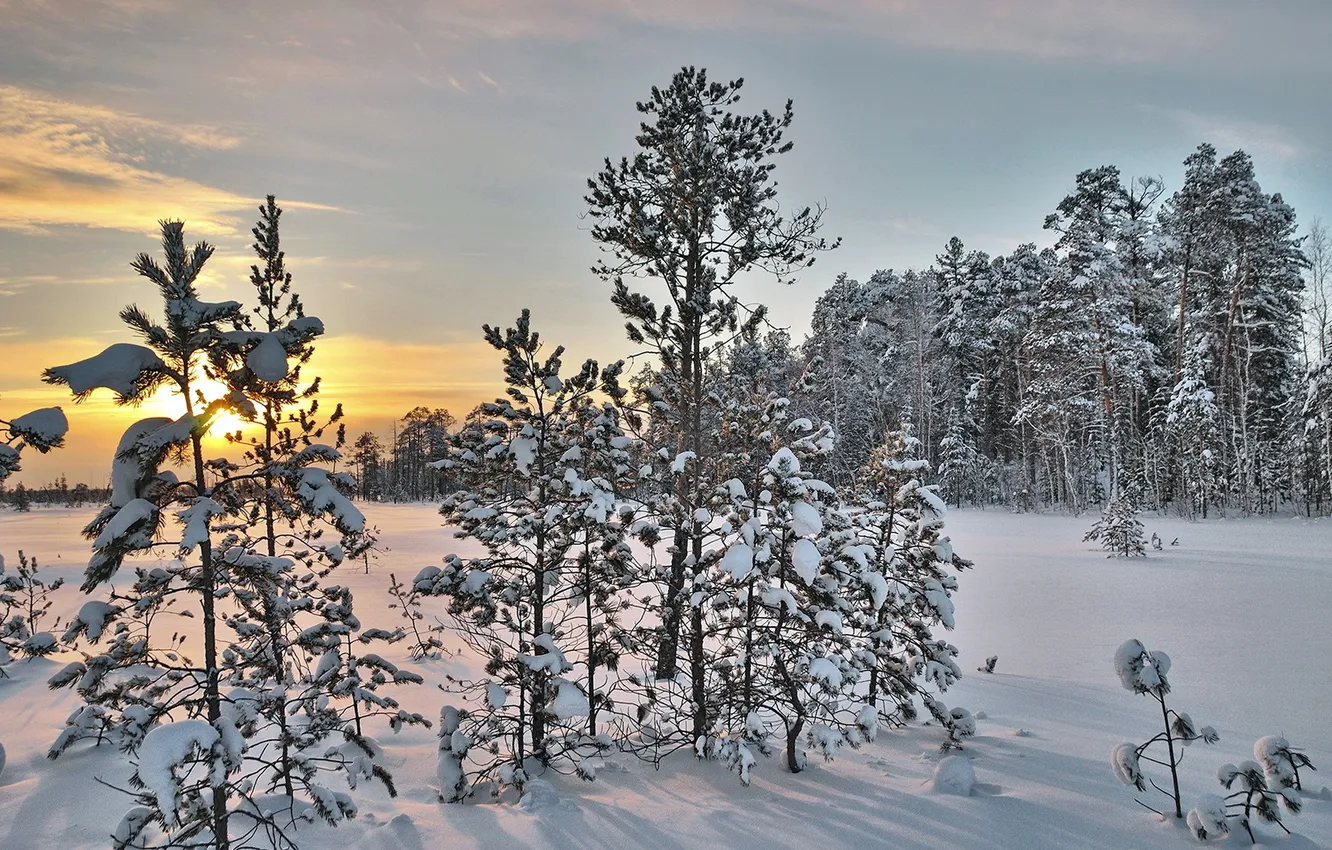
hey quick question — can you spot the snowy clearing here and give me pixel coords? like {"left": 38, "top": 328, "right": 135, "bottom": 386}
{"left": 1, "top": 505, "right": 1329, "bottom": 850}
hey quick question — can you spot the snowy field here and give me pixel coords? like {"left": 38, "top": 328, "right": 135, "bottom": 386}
{"left": 1, "top": 504, "right": 1329, "bottom": 850}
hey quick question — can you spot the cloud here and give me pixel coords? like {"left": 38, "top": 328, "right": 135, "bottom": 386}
{"left": 314, "top": 334, "right": 506, "bottom": 419}
{"left": 1150, "top": 107, "right": 1307, "bottom": 164}
{"left": 0, "top": 84, "right": 251, "bottom": 235}
{"left": 408, "top": 0, "right": 1209, "bottom": 66}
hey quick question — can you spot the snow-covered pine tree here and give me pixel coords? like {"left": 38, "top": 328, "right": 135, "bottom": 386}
{"left": 839, "top": 427, "right": 971, "bottom": 737}
{"left": 932, "top": 237, "right": 1004, "bottom": 488}
{"left": 585, "top": 67, "right": 838, "bottom": 750}
{"left": 1083, "top": 488, "right": 1146, "bottom": 557}
{"left": 205, "top": 197, "right": 427, "bottom": 834}
{"left": 1165, "top": 361, "right": 1222, "bottom": 519}
{"left": 44, "top": 217, "right": 410, "bottom": 849}
{"left": 1189, "top": 757, "right": 1302, "bottom": 843}
{"left": 693, "top": 350, "right": 853, "bottom": 778}
{"left": 0, "top": 550, "right": 65, "bottom": 665}
{"left": 799, "top": 274, "right": 900, "bottom": 484}
{"left": 937, "top": 404, "right": 988, "bottom": 507}
{"left": 1110, "top": 639, "right": 1218, "bottom": 820}
{"left": 412, "top": 310, "right": 635, "bottom": 799}
{"left": 1159, "top": 145, "right": 1306, "bottom": 516}
{"left": 43, "top": 220, "right": 249, "bottom": 847}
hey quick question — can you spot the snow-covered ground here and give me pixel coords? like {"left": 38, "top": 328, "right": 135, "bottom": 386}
{"left": 1, "top": 505, "right": 1329, "bottom": 849}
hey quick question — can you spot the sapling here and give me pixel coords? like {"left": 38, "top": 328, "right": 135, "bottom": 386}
{"left": 1084, "top": 492, "right": 1146, "bottom": 557}
{"left": 1110, "top": 639, "right": 1218, "bottom": 819}
{"left": 1188, "top": 759, "right": 1302, "bottom": 843}
{"left": 0, "top": 550, "right": 65, "bottom": 664}
{"left": 1253, "top": 735, "right": 1317, "bottom": 791}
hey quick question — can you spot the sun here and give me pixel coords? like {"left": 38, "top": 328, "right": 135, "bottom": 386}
{"left": 140, "top": 376, "right": 256, "bottom": 443}
{"left": 209, "top": 405, "right": 251, "bottom": 436}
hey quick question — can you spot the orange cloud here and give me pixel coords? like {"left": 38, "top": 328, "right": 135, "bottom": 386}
{"left": 0, "top": 85, "right": 248, "bottom": 236}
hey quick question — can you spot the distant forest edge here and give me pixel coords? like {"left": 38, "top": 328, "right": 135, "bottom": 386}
{"left": 4, "top": 143, "right": 1328, "bottom": 519}
{"left": 341, "top": 144, "right": 1328, "bottom": 518}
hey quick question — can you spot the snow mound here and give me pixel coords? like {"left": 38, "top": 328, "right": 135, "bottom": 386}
{"left": 931, "top": 755, "right": 976, "bottom": 796}
{"left": 518, "top": 778, "right": 572, "bottom": 812}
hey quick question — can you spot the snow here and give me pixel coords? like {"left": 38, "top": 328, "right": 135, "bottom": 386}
{"left": 791, "top": 501, "right": 822, "bottom": 537}
{"left": 1113, "top": 639, "right": 1167, "bottom": 693}
{"left": 720, "top": 541, "right": 754, "bottom": 581}
{"left": 176, "top": 497, "right": 224, "bottom": 555}
{"left": 137, "top": 719, "right": 220, "bottom": 820}
{"left": 110, "top": 417, "right": 173, "bottom": 507}
{"left": 64, "top": 600, "right": 118, "bottom": 642}
{"left": 807, "top": 656, "right": 844, "bottom": 689}
{"left": 670, "top": 451, "right": 696, "bottom": 473}
{"left": 549, "top": 679, "right": 589, "bottom": 720}
{"left": 45, "top": 343, "right": 165, "bottom": 397}
{"left": 246, "top": 333, "right": 290, "bottom": 382}
{"left": 92, "top": 498, "right": 157, "bottom": 549}
{"left": 7, "top": 408, "right": 68, "bottom": 450}
{"left": 791, "top": 537, "right": 820, "bottom": 584}
{"left": 296, "top": 466, "right": 366, "bottom": 533}
{"left": 1, "top": 505, "right": 1330, "bottom": 849}
{"left": 767, "top": 447, "right": 800, "bottom": 474}
{"left": 930, "top": 755, "right": 976, "bottom": 796}
{"left": 510, "top": 433, "right": 538, "bottom": 475}
{"left": 1186, "top": 793, "right": 1229, "bottom": 839}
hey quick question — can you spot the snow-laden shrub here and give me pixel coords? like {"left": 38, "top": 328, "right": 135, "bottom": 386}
{"left": 1253, "top": 735, "right": 1317, "bottom": 791}
{"left": 1194, "top": 758, "right": 1303, "bottom": 843}
{"left": 1110, "top": 639, "right": 1217, "bottom": 819}
{"left": 0, "top": 550, "right": 65, "bottom": 665}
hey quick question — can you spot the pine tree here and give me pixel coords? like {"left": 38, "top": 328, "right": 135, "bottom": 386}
{"left": 1111, "top": 639, "right": 1218, "bottom": 820}
{"left": 841, "top": 428, "right": 970, "bottom": 732}
{"left": 0, "top": 550, "right": 65, "bottom": 665}
{"left": 585, "top": 67, "right": 837, "bottom": 749}
{"left": 1083, "top": 489, "right": 1146, "bottom": 557}
{"left": 412, "top": 311, "right": 635, "bottom": 798}
{"left": 44, "top": 216, "right": 414, "bottom": 849}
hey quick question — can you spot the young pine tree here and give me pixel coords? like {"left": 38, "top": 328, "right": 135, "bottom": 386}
{"left": 413, "top": 311, "right": 635, "bottom": 799}
{"left": 1110, "top": 639, "right": 1218, "bottom": 820}
{"left": 586, "top": 67, "right": 838, "bottom": 749}
{"left": 44, "top": 217, "right": 413, "bottom": 849}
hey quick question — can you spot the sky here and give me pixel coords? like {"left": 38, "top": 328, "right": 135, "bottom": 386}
{"left": 2, "top": 0, "right": 1331, "bottom": 486}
